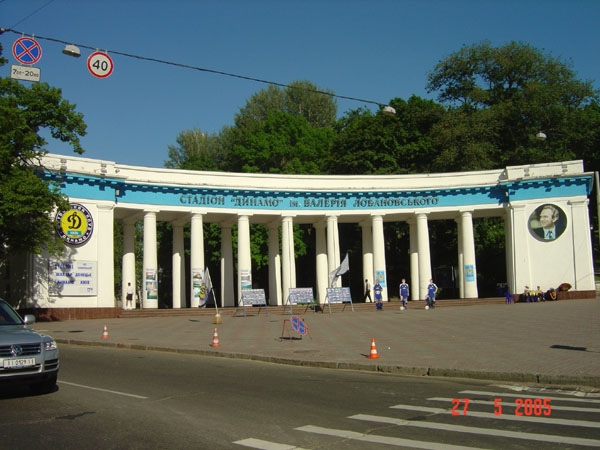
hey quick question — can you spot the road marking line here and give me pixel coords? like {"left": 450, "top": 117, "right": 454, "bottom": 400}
{"left": 390, "top": 404, "right": 600, "bottom": 428}
{"left": 429, "top": 397, "right": 600, "bottom": 413}
{"left": 233, "top": 438, "right": 308, "bottom": 450}
{"left": 58, "top": 381, "right": 148, "bottom": 399}
{"left": 351, "top": 414, "right": 600, "bottom": 448}
{"left": 491, "top": 385, "right": 600, "bottom": 398}
{"left": 460, "top": 390, "right": 600, "bottom": 404}
{"left": 295, "top": 425, "right": 490, "bottom": 450}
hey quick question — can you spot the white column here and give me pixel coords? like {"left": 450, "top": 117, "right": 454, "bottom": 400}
{"left": 569, "top": 199, "right": 595, "bottom": 290}
{"left": 237, "top": 215, "right": 252, "bottom": 304}
{"left": 416, "top": 213, "right": 432, "bottom": 300}
{"left": 96, "top": 204, "right": 115, "bottom": 307}
{"left": 281, "top": 216, "right": 296, "bottom": 304}
{"left": 172, "top": 221, "right": 186, "bottom": 309}
{"left": 314, "top": 221, "right": 328, "bottom": 304}
{"left": 506, "top": 204, "right": 531, "bottom": 293}
{"left": 142, "top": 210, "right": 158, "bottom": 308}
{"left": 190, "top": 213, "right": 205, "bottom": 308}
{"left": 456, "top": 217, "right": 465, "bottom": 298}
{"left": 371, "top": 215, "right": 388, "bottom": 302}
{"left": 326, "top": 215, "right": 340, "bottom": 286}
{"left": 409, "top": 219, "right": 420, "bottom": 300}
{"left": 121, "top": 219, "right": 136, "bottom": 307}
{"left": 459, "top": 210, "right": 478, "bottom": 298}
{"left": 360, "top": 220, "right": 373, "bottom": 299}
{"left": 268, "top": 221, "right": 282, "bottom": 305}
{"left": 504, "top": 205, "right": 516, "bottom": 294}
{"left": 220, "top": 223, "right": 234, "bottom": 307}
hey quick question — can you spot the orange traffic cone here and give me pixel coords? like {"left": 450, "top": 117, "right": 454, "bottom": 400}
{"left": 210, "top": 328, "right": 220, "bottom": 347}
{"left": 102, "top": 324, "right": 109, "bottom": 340}
{"left": 366, "top": 338, "right": 380, "bottom": 359}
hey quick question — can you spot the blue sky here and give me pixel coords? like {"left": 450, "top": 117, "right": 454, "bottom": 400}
{"left": 1, "top": 0, "right": 599, "bottom": 168}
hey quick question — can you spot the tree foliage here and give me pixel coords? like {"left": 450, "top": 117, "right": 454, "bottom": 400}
{"left": 426, "top": 40, "right": 600, "bottom": 171}
{"left": 328, "top": 96, "right": 446, "bottom": 174}
{"left": 165, "top": 128, "right": 224, "bottom": 171}
{"left": 233, "top": 80, "right": 337, "bottom": 130}
{"left": 227, "top": 110, "right": 334, "bottom": 174}
{"left": 0, "top": 44, "right": 87, "bottom": 264}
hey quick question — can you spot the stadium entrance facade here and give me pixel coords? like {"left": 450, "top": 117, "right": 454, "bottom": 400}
{"left": 6, "top": 154, "right": 595, "bottom": 310}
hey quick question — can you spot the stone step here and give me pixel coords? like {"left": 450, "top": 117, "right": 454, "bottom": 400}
{"left": 118, "top": 297, "right": 509, "bottom": 318}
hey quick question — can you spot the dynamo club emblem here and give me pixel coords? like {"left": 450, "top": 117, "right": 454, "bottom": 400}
{"left": 55, "top": 203, "right": 94, "bottom": 245}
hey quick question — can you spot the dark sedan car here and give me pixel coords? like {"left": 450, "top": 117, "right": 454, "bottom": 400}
{"left": 0, "top": 298, "right": 59, "bottom": 393}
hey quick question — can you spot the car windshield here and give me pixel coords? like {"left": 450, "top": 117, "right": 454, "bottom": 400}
{"left": 0, "top": 300, "right": 25, "bottom": 326}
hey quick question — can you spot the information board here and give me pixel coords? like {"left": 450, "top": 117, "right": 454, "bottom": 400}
{"left": 236, "top": 289, "right": 268, "bottom": 317}
{"left": 288, "top": 287, "right": 314, "bottom": 305}
{"left": 325, "top": 287, "right": 354, "bottom": 313}
{"left": 285, "top": 287, "right": 316, "bottom": 314}
{"left": 241, "top": 289, "right": 267, "bottom": 306}
{"left": 326, "top": 287, "right": 352, "bottom": 303}
{"left": 48, "top": 259, "right": 97, "bottom": 296}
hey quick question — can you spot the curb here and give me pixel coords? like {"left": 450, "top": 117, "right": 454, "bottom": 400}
{"left": 56, "top": 339, "right": 600, "bottom": 390}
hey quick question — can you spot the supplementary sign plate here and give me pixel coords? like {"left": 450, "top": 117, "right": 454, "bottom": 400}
{"left": 11, "top": 64, "right": 40, "bottom": 82}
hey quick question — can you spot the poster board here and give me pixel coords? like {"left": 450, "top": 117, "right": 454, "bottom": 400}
{"left": 236, "top": 289, "right": 268, "bottom": 316}
{"left": 285, "top": 287, "right": 315, "bottom": 314}
{"left": 325, "top": 287, "right": 354, "bottom": 313}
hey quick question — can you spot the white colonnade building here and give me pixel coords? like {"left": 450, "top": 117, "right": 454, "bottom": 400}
{"left": 9, "top": 154, "right": 595, "bottom": 310}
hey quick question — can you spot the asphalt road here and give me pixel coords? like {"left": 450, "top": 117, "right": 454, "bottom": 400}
{"left": 1, "top": 345, "right": 599, "bottom": 449}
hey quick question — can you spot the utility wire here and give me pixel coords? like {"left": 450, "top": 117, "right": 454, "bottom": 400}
{"left": 8, "top": 0, "right": 57, "bottom": 29}
{"left": 0, "top": 27, "right": 386, "bottom": 108}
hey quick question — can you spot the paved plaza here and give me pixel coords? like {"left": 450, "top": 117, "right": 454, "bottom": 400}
{"left": 34, "top": 298, "right": 600, "bottom": 389}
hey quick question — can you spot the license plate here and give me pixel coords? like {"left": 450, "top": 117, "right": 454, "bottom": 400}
{"left": 3, "top": 358, "right": 36, "bottom": 368}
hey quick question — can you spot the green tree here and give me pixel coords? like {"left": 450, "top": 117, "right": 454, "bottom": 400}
{"left": 228, "top": 110, "right": 334, "bottom": 174}
{"left": 233, "top": 80, "right": 337, "bottom": 131}
{"left": 0, "top": 44, "right": 86, "bottom": 265}
{"left": 221, "top": 80, "right": 337, "bottom": 174}
{"left": 165, "top": 128, "right": 225, "bottom": 171}
{"left": 426, "top": 40, "right": 599, "bottom": 170}
{"left": 328, "top": 96, "right": 446, "bottom": 174}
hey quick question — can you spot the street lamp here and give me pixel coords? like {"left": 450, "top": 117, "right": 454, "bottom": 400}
{"left": 535, "top": 131, "right": 547, "bottom": 141}
{"left": 382, "top": 105, "right": 396, "bottom": 116}
{"left": 62, "top": 44, "right": 81, "bottom": 58}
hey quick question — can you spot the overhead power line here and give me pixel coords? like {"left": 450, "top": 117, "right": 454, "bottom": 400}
{"left": 0, "top": 27, "right": 386, "bottom": 108}
{"left": 8, "top": 0, "right": 57, "bottom": 29}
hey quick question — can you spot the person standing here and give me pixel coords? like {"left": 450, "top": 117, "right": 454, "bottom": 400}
{"left": 125, "top": 282, "right": 134, "bottom": 310}
{"left": 426, "top": 279, "right": 438, "bottom": 309}
{"left": 373, "top": 281, "right": 383, "bottom": 310}
{"left": 399, "top": 278, "right": 409, "bottom": 309}
{"left": 363, "top": 279, "right": 372, "bottom": 303}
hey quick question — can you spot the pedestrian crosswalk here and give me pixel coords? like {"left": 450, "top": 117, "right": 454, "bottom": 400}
{"left": 233, "top": 386, "right": 600, "bottom": 449}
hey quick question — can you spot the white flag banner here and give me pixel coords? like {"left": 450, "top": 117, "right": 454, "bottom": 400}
{"left": 202, "top": 267, "right": 212, "bottom": 304}
{"left": 197, "top": 267, "right": 213, "bottom": 308}
{"left": 329, "top": 253, "right": 350, "bottom": 287}
{"left": 338, "top": 253, "right": 350, "bottom": 276}
{"left": 203, "top": 267, "right": 213, "bottom": 298}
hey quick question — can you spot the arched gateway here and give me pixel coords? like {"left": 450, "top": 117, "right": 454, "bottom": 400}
{"left": 8, "top": 154, "right": 595, "bottom": 310}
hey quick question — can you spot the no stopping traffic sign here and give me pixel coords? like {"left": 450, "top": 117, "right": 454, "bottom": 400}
{"left": 87, "top": 51, "right": 114, "bottom": 78}
{"left": 12, "top": 37, "right": 42, "bottom": 65}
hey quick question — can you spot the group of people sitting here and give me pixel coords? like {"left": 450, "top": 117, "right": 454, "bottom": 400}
{"left": 504, "top": 284, "right": 570, "bottom": 303}
{"left": 521, "top": 286, "right": 556, "bottom": 302}
{"left": 512, "top": 282, "right": 571, "bottom": 303}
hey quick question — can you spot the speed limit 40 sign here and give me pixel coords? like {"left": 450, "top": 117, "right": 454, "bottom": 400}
{"left": 87, "top": 51, "right": 114, "bottom": 78}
